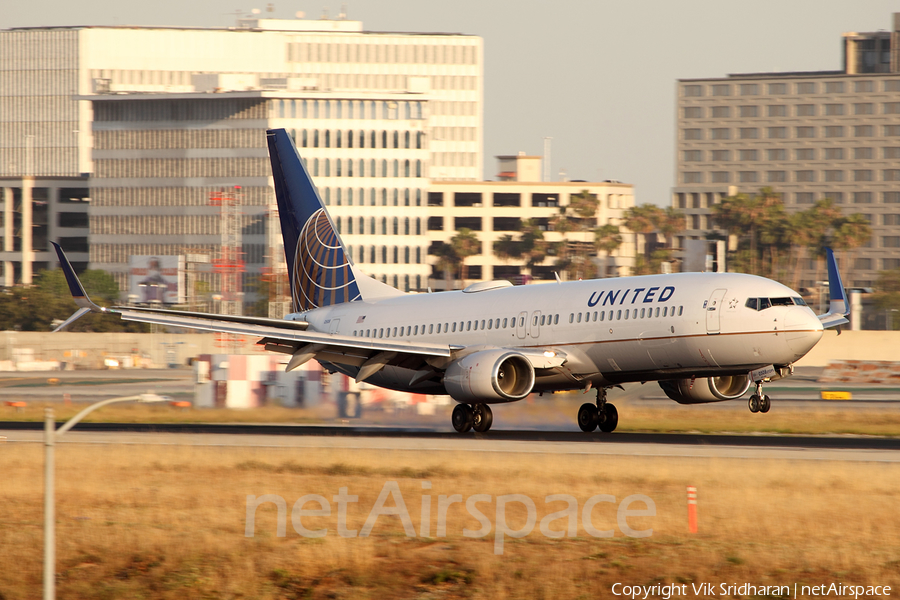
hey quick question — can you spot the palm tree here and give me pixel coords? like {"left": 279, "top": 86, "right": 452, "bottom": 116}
{"left": 493, "top": 234, "right": 522, "bottom": 263}
{"left": 832, "top": 213, "right": 872, "bottom": 274}
{"left": 519, "top": 219, "right": 547, "bottom": 277}
{"left": 450, "top": 228, "right": 481, "bottom": 284}
{"left": 623, "top": 204, "right": 661, "bottom": 274}
{"left": 429, "top": 242, "right": 459, "bottom": 290}
{"left": 594, "top": 224, "right": 622, "bottom": 277}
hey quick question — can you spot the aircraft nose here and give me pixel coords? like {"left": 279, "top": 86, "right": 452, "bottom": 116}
{"left": 783, "top": 307, "right": 823, "bottom": 357}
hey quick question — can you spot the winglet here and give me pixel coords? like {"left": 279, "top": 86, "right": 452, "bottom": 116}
{"left": 51, "top": 242, "right": 104, "bottom": 313}
{"left": 818, "top": 247, "right": 850, "bottom": 329}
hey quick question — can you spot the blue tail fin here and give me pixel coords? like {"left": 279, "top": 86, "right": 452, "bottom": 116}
{"left": 267, "top": 129, "right": 361, "bottom": 312}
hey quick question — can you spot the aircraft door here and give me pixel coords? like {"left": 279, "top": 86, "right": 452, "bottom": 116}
{"left": 706, "top": 289, "right": 727, "bottom": 334}
{"left": 530, "top": 311, "right": 542, "bottom": 339}
{"left": 516, "top": 311, "right": 527, "bottom": 339}
{"left": 329, "top": 319, "right": 341, "bottom": 334}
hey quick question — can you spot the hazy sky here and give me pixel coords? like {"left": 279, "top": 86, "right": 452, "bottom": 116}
{"left": 5, "top": 1, "right": 899, "bottom": 205}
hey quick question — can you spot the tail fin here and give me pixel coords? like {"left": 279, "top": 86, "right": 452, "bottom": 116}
{"left": 818, "top": 247, "right": 850, "bottom": 329}
{"left": 267, "top": 128, "right": 364, "bottom": 312}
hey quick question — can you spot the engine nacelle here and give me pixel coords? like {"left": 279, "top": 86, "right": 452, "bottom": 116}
{"left": 444, "top": 350, "right": 535, "bottom": 403}
{"left": 658, "top": 375, "right": 751, "bottom": 405}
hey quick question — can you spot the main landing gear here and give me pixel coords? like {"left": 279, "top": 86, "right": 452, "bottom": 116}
{"left": 578, "top": 387, "right": 618, "bottom": 433}
{"left": 452, "top": 403, "right": 493, "bottom": 433}
{"left": 748, "top": 381, "right": 771, "bottom": 414}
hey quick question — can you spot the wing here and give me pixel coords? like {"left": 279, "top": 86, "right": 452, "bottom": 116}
{"left": 51, "top": 242, "right": 452, "bottom": 376}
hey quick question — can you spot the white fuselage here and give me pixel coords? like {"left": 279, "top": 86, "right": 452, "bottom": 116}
{"left": 296, "top": 272, "right": 824, "bottom": 395}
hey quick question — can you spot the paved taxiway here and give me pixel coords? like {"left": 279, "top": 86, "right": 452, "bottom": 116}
{"left": 2, "top": 424, "right": 898, "bottom": 462}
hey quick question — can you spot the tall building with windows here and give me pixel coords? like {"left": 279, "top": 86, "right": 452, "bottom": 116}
{"left": 674, "top": 13, "right": 900, "bottom": 290}
{"left": 0, "top": 17, "right": 482, "bottom": 287}
{"left": 88, "top": 90, "right": 431, "bottom": 296}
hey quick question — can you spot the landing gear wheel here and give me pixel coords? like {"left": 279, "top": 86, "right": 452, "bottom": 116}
{"left": 452, "top": 404, "right": 474, "bottom": 433}
{"left": 748, "top": 394, "right": 760, "bottom": 413}
{"left": 472, "top": 404, "right": 493, "bottom": 432}
{"left": 759, "top": 395, "right": 771, "bottom": 413}
{"left": 599, "top": 403, "right": 618, "bottom": 433}
{"left": 578, "top": 403, "right": 599, "bottom": 432}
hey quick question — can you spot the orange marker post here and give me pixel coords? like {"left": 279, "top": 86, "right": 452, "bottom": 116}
{"left": 687, "top": 486, "right": 698, "bottom": 533}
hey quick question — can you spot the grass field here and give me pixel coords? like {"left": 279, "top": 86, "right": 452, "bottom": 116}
{"left": 4, "top": 396, "right": 900, "bottom": 437}
{"left": 1, "top": 442, "right": 898, "bottom": 599}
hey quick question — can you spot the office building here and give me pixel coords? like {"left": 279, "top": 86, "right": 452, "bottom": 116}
{"left": 674, "top": 13, "right": 900, "bottom": 289}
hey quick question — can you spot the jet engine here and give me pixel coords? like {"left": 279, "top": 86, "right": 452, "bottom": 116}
{"left": 658, "top": 375, "right": 751, "bottom": 404}
{"left": 444, "top": 350, "right": 535, "bottom": 403}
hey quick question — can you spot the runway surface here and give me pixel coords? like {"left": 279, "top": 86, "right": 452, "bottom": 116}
{"left": 2, "top": 422, "right": 899, "bottom": 462}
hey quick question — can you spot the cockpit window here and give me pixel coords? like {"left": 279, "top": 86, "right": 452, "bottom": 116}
{"left": 746, "top": 296, "right": 806, "bottom": 311}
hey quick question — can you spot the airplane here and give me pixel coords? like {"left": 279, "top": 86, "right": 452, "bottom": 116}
{"left": 51, "top": 128, "right": 849, "bottom": 434}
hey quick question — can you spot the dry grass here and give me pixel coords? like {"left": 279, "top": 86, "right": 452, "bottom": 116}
{"left": 1, "top": 443, "right": 899, "bottom": 599}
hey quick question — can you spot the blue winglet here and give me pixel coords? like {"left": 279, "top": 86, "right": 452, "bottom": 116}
{"left": 51, "top": 241, "right": 102, "bottom": 312}
{"left": 824, "top": 248, "right": 849, "bottom": 316}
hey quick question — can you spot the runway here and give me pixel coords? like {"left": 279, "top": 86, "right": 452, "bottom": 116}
{"left": 2, "top": 422, "right": 899, "bottom": 462}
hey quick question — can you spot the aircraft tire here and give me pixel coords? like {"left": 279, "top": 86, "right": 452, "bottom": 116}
{"left": 759, "top": 395, "right": 771, "bottom": 413}
{"left": 473, "top": 404, "right": 493, "bottom": 432}
{"left": 748, "top": 394, "right": 760, "bottom": 413}
{"left": 578, "top": 403, "right": 599, "bottom": 432}
{"left": 599, "top": 403, "right": 618, "bottom": 433}
{"left": 452, "top": 404, "right": 474, "bottom": 433}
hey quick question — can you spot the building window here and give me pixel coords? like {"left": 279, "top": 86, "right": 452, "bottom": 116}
{"left": 796, "top": 127, "right": 815, "bottom": 139}
{"left": 884, "top": 215, "right": 900, "bottom": 226}
{"left": 824, "top": 126, "right": 844, "bottom": 138}
{"left": 824, "top": 103, "right": 844, "bottom": 116}
{"left": 711, "top": 106, "right": 730, "bottom": 118}
{"left": 884, "top": 258, "right": 900, "bottom": 270}
{"left": 739, "top": 171, "right": 757, "bottom": 183}
{"left": 884, "top": 170, "right": 900, "bottom": 182}
{"left": 740, "top": 128, "right": 758, "bottom": 139}
{"left": 796, "top": 104, "right": 815, "bottom": 116}
{"left": 854, "top": 192, "right": 873, "bottom": 204}
{"left": 856, "top": 258, "right": 872, "bottom": 270}
{"left": 712, "top": 172, "right": 730, "bottom": 183}
{"left": 796, "top": 192, "right": 814, "bottom": 204}
{"left": 740, "top": 83, "right": 758, "bottom": 96}
{"left": 854, "top": 147, "right": 873, "bottom": 160}
{"left": 767, "top": 171, "right": 786, "bottom": 183}
{"left": 684, "top": 150, "right": 702, "bottom": 161}
{"left": 712, "top": 149, "right": 731, "bottom": 161}
{"left": 824, "top": 170, "right": 844, "bottom": 182}
{"left": 854, "top": 170, "right": 873, "bottom": 182}
{"left": 767, "top": 105, "right": 786, "bottom": 117}
{"left": 885, "top": 192, "right": 900, "bottom": 204}
{"left": 683, "top": 106, "right": 702, "bottom": 118}
{"left": 855, "top": 80, "right": 873, "bottom": 93}
{"left": 883, "top": 236, "right": 900, "bottom": 248}
{"left": 767, "top": 148, "right": 786, "bottom": 161}
{"left": 795, "top": 170, "right": 815, "bottom": 182}
{"left": 711, "top": 128, "right": 730, "bottom": 140}
{"left": 683, "top": 128, "right": 702, "bottom": 140}
{"left": 795, "top": 148, "right": 815, "bottom": 160}
{"left": 738, "top": 149, "right": 757, "bottom": 161}
{"left": 768, "top": 127, "right": 787, "bottom": 139}
{"left": 886, "top": 125, "right": 900, "bottom": 137}
{"left": 683, "top": 172, "right": 702, "bottom": 184}
{"left": 683, "top": 85, "right": 702, "bottom": 97}
{"left": 825, "top": 81, "right": 844, "bottom": 93}
{"left": 824, "top": 148, "right": 844, "bottom": 160}
{"left": 854, "top": 125, "right": 874, "bottom": 137}
{"left": 739, "top": 105, "right": 758, "bottom": 118}
{"left": 768, "top": 83, "right": 787, "bottom": 95}
{"left": 711, "top": 84, "right": 731, "bottom": 96}
{"left": 797, "top": 82, "right": 816, "bottom": 94}
{"left": 854, "top": 102, "right": 874, "bottom": 115}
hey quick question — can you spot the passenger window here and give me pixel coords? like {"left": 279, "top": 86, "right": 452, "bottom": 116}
{"left": 633, "top": 309, "right": 638, "bottom": 319}
{"left": 519, "top": 316, "right": 525, "bottom": 327}
{"left": 592, "top": 311, "right": 597, "bottom": 321}
{"left": 539, "top": 315, "right": 545, "bottom": 326}
{"left": 481, "top": 320, "right": 486, "bottom": 329}
{"left": 624, "top": 310, "right": 629, "bottom": 320}
{"left": 414, "top": 325, "right": 419, "bottom": 335}
{"left": 663, "top": 307, "right": 667, "bottom": 317}
{"left": 678, "top": 306, "right": 684, "bottom": 316}
{"left": 599, "top": 312, "right": 604, "bottom": 322}
{"left": 640, "top": 308, "right": 645, "bottom": 318}
{"left": 473, "top": 321, "right": 478, "bottom": 331}
{"left": 554, "top": 314, "right": 559, "bottom": 325}
{"left": 616, "top": 310, "right": 621, "bottom": 320}
{"left": 379, "top": 328, "right": 384, "bottom": 337}
{"left": 495, "top": 318, "right": 500, "bottom": 328}
{"left": 487, "top": 319, "right": 493, "bottom": 330}
{"left": 452, "top": 322, "right": 457, "bottom": 333}
{"left": 569, "top": 313, "right": 574, "bottom": 323}
{"left": 429, "top": 324, "right": 434, "bottom": 334}
{"left": 655, "top": 307, "right": 660, "bottom": 317}
{"left": 577, "top": 313, "right": 582, "bottom": 323}
{"left": 502, "top": 318, "right": 508, "bottom": 328}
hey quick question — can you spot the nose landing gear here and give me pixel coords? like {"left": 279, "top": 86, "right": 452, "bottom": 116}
{"left": 748, "top": 381, "right": 771, "bottom": 414}
{"left": 578, "top": 387, "right": 618, "bottom": 433}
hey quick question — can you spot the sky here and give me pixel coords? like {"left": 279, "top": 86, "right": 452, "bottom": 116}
{"left": 5, "top": 0, "right": 899, "bottom": 205}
